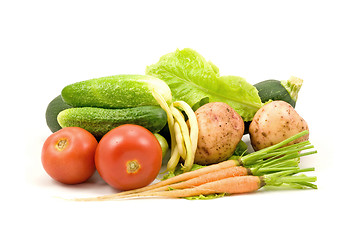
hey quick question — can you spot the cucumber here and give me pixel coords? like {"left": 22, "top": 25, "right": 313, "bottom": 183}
{"left": 253, "top": 76, "right": 303, "bottom": 108}
{"left": 61, "top": 74, "right": 172, "bottom": 109}
{"left": 57, "top": 106, "right": 167, "bottom": 138}
{"left": 45, "top": 95, "right": 72, "bottom": 132}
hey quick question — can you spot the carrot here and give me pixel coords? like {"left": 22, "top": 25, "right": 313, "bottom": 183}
{"left": 105, "top": 168, "right": 317, "bottom": 200}
{"left": 141, "top": 166, "right": 250, "bottom": 194}
{"left": 78, "top": 159, "right": 239, "bottom": 201}
{"left": 130, "top": 176, "right": 263, "bottom": 199}
{"left": 76, "top": 160, "right": 304, "bottom": 201}
{"left": 136, "top": 160, "right": 301, "bottom": 194}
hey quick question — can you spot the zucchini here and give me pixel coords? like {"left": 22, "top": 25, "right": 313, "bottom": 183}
{"left": 61, "top": 74, "right": 172, "bottom": 109}
{"left": 253, "top": 76, "right": 303, "bottom": 108}
{"left": 57, "top": 106, "right": 167, "bottom": 138}
{"left": 45, "top": 95, "right": 72, "bottom": 132}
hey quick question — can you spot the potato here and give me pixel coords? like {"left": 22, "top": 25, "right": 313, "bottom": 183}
{"left": 193, "top": 102, "right": 244, "bottom": 165}
{"left": 249, "top": 100, "right": 309, "bottom": 151}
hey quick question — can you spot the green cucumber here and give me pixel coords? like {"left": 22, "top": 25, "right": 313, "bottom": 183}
{"left": 61, "top": 74, "right": 172, "bottom": 109}
{"left": 253, "top": 76, "right": 303, "bottom": 108}
{"left": 57, "top": 106, "right": 167, "bottom": 139}
{"left": 45, "top": 95, "right": 72, "bottom": 132}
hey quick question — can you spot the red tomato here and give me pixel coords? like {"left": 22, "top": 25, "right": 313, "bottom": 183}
{"left": 41, "top": 127, "right": 98, "bottom": 184}
{"left": 95, "top": 124, "right": 162, "bottom": 191}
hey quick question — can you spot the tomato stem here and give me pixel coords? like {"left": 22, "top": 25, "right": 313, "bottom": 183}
{"left": 127, "top": 160, "right": 141, "bottom": 174}
{"left": 56, "top": 138, "right": 68, "bottom": 151}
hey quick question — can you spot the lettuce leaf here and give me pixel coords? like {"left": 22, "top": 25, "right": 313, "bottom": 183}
{"left": 146, "top": 48, "right": 263, "bottom": 121}
{"left": 161, "top": 163, "right": 205, "bottom": 181}
{"left": 183, "top": 193, "right": 228, "bottom": 200}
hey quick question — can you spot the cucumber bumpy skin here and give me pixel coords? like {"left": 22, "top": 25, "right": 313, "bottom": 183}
{"left": 57, "top": 106, "right": 167, "bottom": 139}
{"left": 61, "top": 74, "right": 172, "bottom": 109}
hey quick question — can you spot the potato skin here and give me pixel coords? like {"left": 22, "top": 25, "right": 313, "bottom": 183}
{"left": 249, "top": 100, "right": 309, "bottom": 151}
{"left": 194, "top": 102, "right": 244, "bottom": 165}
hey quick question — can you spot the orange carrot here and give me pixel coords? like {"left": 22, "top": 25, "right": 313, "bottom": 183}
{"left": 79, "top": 159, "right": 239, "bottom": 201}
{"left": 168, "top": 166, "right": 249, "bottom": 189}
{"left": 118, "top": 176, "right": 263, "bottom": 199}
{"left": 122, "top": 162, "right": 299, "bottom": 195}
{"left": 140, "top": 166, "right": 250, "bottom": 194}
{"left": 103, "top": 169, "right": 317, "bottom": 200}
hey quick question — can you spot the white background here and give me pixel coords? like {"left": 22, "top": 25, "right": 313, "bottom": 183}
{"left": 1, "top": 0, "right": 359, "bottom": 239}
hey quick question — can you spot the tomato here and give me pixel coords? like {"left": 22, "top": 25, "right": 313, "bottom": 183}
{"left": 95, "top": 124, "right": 162, "bottom": 191}
{"left": 41, "top": 127, "right": 98, "bottom": 184}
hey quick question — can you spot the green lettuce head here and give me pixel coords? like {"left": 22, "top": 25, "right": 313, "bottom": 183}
{"left": 146, "top": 48, "right": 263, "bottom": 121}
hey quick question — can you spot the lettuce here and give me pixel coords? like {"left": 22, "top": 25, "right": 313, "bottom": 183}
{"left": 161, "top": 163, "right": 204, "bottom": 181}
{"left": 146, "top": 48, "right": 263, "bottom": 121}
{"left": 183, "top": 193, "right": 228, "bottom": 200}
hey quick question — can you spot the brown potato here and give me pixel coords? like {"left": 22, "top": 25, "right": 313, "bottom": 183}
{"left": 193, "top": 102, "right": 244, "bottom": 165}
{"left": 249, "top": 100, "right": 309, "bottom": 151}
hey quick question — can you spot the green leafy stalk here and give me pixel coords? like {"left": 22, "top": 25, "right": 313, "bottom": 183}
{"left": 252, "top": 166, "right": 299, "bottom": 176}
{"left": 264, "top": 142, "right": 314, "bottom": 160}
{"left": 240, "top": 130, "right": 311, "bottom": 166}
{"left": 263, "top": 168, "right": 317, "bottom": 189}
{"left": 271, "top": 140, "right": 311, "bottom": 153}
{"left": 258, "top": 149, "right": 316, "bottom": 169}
{"left": 260, "top": 157, "right": 300, "bottom": 168}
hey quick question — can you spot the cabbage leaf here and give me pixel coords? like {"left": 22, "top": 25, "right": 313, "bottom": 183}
{"left": 146, "top": 48, "right": 263, "bottom": 121}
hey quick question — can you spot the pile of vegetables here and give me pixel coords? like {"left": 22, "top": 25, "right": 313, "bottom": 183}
{"left": 42, "top": 48, "right": 317, "bottom": 200}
